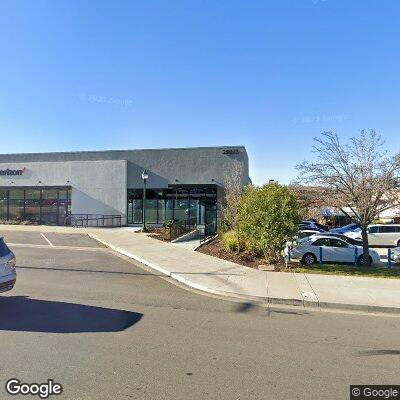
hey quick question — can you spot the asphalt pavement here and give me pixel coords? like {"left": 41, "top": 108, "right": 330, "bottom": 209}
{"left": 1, "top": 231, "right": 400, "bottom": 400}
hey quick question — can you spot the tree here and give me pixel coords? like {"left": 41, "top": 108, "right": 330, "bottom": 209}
{"left": 238, "top": 183, "right": 301, "bottom": 265}
{"left": 221, "top": 162, "right": 244, "bottom": 252}
{"left": 297, "top": 130, "right": 400, "bottom": 267}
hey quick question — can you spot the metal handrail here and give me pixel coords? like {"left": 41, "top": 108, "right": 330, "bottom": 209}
{"left": 66, "top": 214, "right": 122, "bottom": 228}
{"left": 199, "top": 221, "right": 217, "bottom": 243}
{"left": 168, "top": 217, "right": 197, "bottom": 241}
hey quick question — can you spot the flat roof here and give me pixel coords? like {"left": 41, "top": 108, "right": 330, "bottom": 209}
{"left": 0, "top": 145, "right": 246, "bottom": 158}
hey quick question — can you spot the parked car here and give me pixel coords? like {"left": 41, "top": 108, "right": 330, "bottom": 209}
{"left": 290, "top": 235, "right": 380, "bottom": 266}
{"left": 299, "top": 220, "right": 329, "bottom": 232}
{"left": 297, "top": 230, "right": 322, "bottom": 241}
{"left": 313, "top": 232, "right": 363, "bottom": 246}
{"left": 0, "top": 237, "right": 16, "bottom": 293}
{"left": 390, "top": 247, "right": 400, "bottom": 264}
{"left": 348, "top": 224, "right": 400, "bottom": 247}
{"left": 298, "top": 225, "right": 324, "bottom": 233}
{"left": 330, "top": 223, "right": 359, "bottom": 234}
{"left": 300, "top": 220, "right": 330, "bottom": 232}
{"left": 344, "top": 227, "right": 362, "bottom": 239}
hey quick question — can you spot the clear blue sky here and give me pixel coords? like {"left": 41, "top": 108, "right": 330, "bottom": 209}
{"left": 1, "top": 0, "right": 399, "bottom": 185}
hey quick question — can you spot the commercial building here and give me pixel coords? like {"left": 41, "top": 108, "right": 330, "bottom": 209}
{"left": 0, "top": 146, "right": 250, "bottom": 234}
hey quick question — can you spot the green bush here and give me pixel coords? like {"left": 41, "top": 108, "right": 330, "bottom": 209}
{"left": 222, "top": 230, "right": 239, "bottom": 251}
{"left": 238, "top": 183, "right": 301, "bottom": 264}
{"left": 162, "top": 219, "right": 175, "bottom": 228}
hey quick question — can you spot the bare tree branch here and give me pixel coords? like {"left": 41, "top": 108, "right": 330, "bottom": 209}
{"left": 296, "top": 130, "right": 400, "bottom": 267}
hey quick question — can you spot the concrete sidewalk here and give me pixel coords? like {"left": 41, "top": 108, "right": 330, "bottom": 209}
{"left": 88, "top": 229, "right": 400, "bottom": 315}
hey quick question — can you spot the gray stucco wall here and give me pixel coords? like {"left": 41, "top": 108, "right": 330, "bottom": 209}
{"left": 0, "top": 146, "right": 250, "bottom": 189}
{"left": 0, "top": 160, "right": 127, "bottom": 221}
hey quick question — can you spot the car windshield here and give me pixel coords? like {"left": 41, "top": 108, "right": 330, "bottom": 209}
{"left": 341, "top": 236, "right": 361, "bottom": 246}
{"left": 0, "top": 239, "right": 11, "bottom": 257}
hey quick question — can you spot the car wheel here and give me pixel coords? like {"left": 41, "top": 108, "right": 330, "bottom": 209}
{"left": 397, "top": 240, "right": 400, "bottom": 247}
{"left": 302, "top": 253, "right": 317, "bottom": 266}
{"left": 358, "top": 255, "right": 373, "bottom": 266}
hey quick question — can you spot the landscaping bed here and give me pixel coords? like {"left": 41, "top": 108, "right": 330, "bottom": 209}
{"left": 197, "top": 237, "right": 400, "bottom": 278}
{"left": 142, "top": 227, "right": 170, "bottom": 242}
{"left": 196, "top": 237, "right": 264, "bottom": 269}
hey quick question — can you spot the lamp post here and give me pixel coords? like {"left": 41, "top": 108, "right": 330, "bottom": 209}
{"left": 141, "top": 169, "right": 148, "bottom": 232}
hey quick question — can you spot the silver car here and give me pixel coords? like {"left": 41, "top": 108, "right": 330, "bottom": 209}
{"left": 390, "top": 247, "right": 400, "bottom": 264}
{"left": 0, "top": 237, "right": 16, "bottom": 293}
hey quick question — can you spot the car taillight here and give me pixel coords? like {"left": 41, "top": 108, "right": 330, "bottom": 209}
{"left": 5, "top": 256, "right": 16, "bottom": 272}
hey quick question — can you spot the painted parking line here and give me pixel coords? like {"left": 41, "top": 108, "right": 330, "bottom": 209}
{"left": 8, "top": 242, "right": 109, "bottom": 252}
{"left": 40, "top": 233, "right": 54, "bottom": 247}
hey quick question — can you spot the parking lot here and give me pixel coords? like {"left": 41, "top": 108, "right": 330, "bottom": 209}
{"left": 2, "top": 230, "right": 107, "bottom": 249}
{"left": 2, "top": 229, "right": 400, "bottom": 400}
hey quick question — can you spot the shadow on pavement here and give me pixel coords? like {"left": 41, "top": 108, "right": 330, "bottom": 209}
{"left": 16, "top": 265, "right": 164, "bottom": 276}
{"left": 234, "top": 302, "right": 257, "bottom": 313}
{"left": 0, "top": 296, "right": 143, "bottom": 333}
{"left": 358, "top": 349, "right": 400, "bottom": 356}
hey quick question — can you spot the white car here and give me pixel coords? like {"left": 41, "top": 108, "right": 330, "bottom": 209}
{"left": 344, "top": 227, "right": 361, "bottom": 239}
{"left": 330, "top": 223, "right": 359, "bottom": 234}
{"left": 347, "top": 224, "right": 400, "bottom": 247}
{"left": 297, "top": 229, "right": 323, "bottom": 241}
{"left": 290, "top": 235, "right": 380, "bottom": 266}
{"left": 0, "top": 237, "right": 16, "bottom": 293}
{"left": 390, "top": 247, "right": 400, "bottom": 264}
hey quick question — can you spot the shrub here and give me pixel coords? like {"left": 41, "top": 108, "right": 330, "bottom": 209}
{"left": 0, "top": 219, "right": 33, "bottom": 225}
{"left": 238, "top": 183, "right": 301, "bottom": 264}
{"left": 222, "top": 230, "right": 239, "bottom": 251}
{"left": 162, "top": 219, "right": 175, "bottom": 228}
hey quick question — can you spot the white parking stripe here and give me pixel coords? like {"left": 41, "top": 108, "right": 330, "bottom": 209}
{"left": 8, "top": 243, "right": 108, "bottom": 252}
{"left": 40, "top": 233, "right": 54, "bottom": 247}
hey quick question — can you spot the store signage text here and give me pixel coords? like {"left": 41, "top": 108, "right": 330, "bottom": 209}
{"left": 0, "top": 167, "right": 27, "bottom": 176}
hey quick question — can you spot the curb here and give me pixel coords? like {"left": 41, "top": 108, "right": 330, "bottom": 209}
{"left": 89, "top": 233, "right": 400, "bottom": 316}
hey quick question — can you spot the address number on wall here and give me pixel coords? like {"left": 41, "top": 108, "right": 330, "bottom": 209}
{"left": 222, "top": 149, "right": 240, "bottom": 155}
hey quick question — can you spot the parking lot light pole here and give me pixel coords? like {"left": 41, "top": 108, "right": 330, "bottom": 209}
{"left": 142, "top": 169, "right": 148, "bottom": 232}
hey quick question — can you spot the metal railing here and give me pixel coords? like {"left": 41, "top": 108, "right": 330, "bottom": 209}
{"left": 66, "top": 214, "right": 122, "bottom": 228}
{"left": 168, "top": 217, "right": 197, "bottom": 241}
{"left": 199, "top": 223, "right": 217, "bottom": 243}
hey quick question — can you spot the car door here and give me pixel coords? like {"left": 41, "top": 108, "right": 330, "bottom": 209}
{"left": 311, "top": 238, "right": 332, "bottom": 262}
{"left": 328, "top": 238, "right": 352, "bottom": 262}
{"left": 367, "top": 226, "right": 380, "bottom": 246}
{"left": 377, "top": 225, "right": 395, "bottom": 246}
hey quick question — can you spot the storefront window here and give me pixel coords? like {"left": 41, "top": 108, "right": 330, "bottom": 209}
{"left": 0, "top": 187, "right": 71, "bottom": 225}
{"left": 25, "top": 189, "right": 41, "bottom": 224}
{"left": 0, "top": 190, "right": 7, "bottom": 220}
{"left": 127, "top": 187, "right": 217, "bottom": 233}
{"left": 127, "top": 189, "right": 143, "bottom": 224}
{"left": 8, "top": 189, "right": 25, "bottom": 221}
{"left": 145, "top": 190, "right": 158, "bottom": 224}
